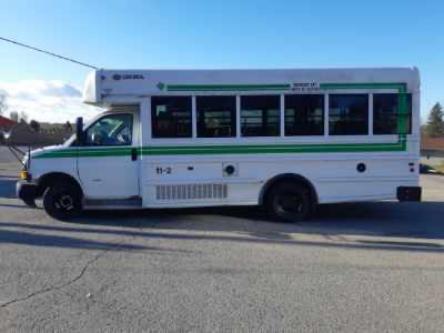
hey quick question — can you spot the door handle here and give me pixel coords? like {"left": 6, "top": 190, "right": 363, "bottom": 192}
{"left": 131, "top": 148, "right": 138, "bottom": 161}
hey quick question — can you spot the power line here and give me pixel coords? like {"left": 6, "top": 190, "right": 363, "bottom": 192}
{"left": 0, "top": 36, "right": 98, "bottom": 70}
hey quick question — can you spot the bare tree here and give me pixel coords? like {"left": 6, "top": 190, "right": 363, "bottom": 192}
{"left": 19, "top": 111, "right": 28, "bottom": 123}
{"left": 29, "top": 119, "right": 41, "bottom": 132}
{"left": 0, "top": 94, "right": 7, "bottom": 116}
{"left": 64, "top": 121, "right": 73, "bottom": 132}
{"left": 9, "top": 111, "right": 19, "bottom": 122}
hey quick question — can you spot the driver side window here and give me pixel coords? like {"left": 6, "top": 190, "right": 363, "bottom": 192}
{"left": 85, "top": 114, "right": 133, "bottom": 146}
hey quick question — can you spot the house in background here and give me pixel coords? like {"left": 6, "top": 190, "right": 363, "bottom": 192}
{"left": 1, "top": 115, "right": 72, "bottom": 146}
{"left": 421, "top": 135, "right": 444, "bottom": 166}
{"left": 0, "top": 115, "right": 18, "bottom": 143}
{"left": 0, "top": 115, "right": 17, "bottom": 132}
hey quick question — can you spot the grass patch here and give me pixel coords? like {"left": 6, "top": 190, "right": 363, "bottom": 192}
{"left": 435, "top": 163, "right": 444, "bottom": 173}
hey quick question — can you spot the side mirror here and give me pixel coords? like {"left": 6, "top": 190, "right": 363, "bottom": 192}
{"left": 76, "top": 117, "right": 85, "bottom": 145}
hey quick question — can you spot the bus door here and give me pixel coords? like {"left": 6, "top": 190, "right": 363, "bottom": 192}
{"left": 77, "top": 112, "right": 140, "bottom": 199}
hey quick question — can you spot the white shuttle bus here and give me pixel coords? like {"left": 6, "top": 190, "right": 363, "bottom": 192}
{"left": 17, "top": 68, "right": 421, "bottom": 221}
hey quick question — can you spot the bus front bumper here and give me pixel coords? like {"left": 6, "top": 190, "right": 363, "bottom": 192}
{"left": 16, "top": 181, "right": 39, "bottom": 204}
{"left": 397, "top": 186, "right": 421, "bottom": 202}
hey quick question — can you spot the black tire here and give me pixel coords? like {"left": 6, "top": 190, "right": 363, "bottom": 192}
{"left": 266, "top": 182, "right": 313, "bottom": 222}
{"left": 43, "top": 184, "right": 82, "bottom": 220}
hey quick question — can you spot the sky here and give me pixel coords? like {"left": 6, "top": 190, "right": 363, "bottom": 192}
{"left": 0, "top": 0, "right": 443, "bottom": 123}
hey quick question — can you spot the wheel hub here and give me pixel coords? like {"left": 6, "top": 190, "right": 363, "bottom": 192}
{"left": 278, "top": 193, "right": 303, "bottom": 213}
{"left": 56, "top": 194, "right": 74, "bottom": 211}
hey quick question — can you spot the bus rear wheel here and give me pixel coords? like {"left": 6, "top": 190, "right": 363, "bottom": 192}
{"left": 266, "top": 182, "right": 313, "bottom": 222}
{"left": 43, "top": 184, "right": 82, "bottom": 220}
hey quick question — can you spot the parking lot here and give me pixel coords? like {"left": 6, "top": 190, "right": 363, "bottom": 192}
{"left": 0, "top": 149, "right": 443, "bottom": 332}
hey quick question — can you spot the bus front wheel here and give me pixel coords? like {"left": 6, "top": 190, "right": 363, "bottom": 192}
{"left": 43, "top": 184, "right": 82, "bottom": 220}
{"left": 266, "top": 182, "right": 313, "bottom": 222}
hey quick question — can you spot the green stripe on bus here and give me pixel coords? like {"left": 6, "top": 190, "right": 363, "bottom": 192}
{"left": 34, "top": 142, "right": 404, "bottom": 159}
{"left": 320, "top": 82, "right": 406, "bottom": 90}
{"left": 166, "top": 82, "right": 406, "bottom": 92}
{"left": 167, "top": 83, "right": 291, "bottom": 91}
{"left": 33, "top": 147, "right": 133, "bottom": 158}
{"left": 142, "top": 144, "right": 404, "bottom": 155}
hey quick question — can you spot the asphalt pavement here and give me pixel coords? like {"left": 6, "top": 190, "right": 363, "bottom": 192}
{"left": 0, "top": 147, "right": 443, "bottom": 332}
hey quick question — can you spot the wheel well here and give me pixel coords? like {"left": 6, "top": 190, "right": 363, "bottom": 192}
{"left": 37, "top": 172, "right": 83, "bottom": 197}
{"left": 259, "top": 173, "right": 318, "bottom": 205}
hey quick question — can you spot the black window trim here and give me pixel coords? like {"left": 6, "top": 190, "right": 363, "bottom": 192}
{"left": 240, "top": 94, "right": 282, "bottom": 137}
{"left": 196, "top": 95, "right": 237, "bottom": 138}
{"left": 328, "top": 93, "right": 370, "bottom": 136}
{"left": 151, "top": 96, "right": 193, "bottom": 139}
{"left": 283, "top": 93, "right": 325, "bottom": 136}
{"left": 148, "top": 90, "right": 413, "bottom": 140}
{"left": 372, "top": 92, "right": 413, "bottom": 136}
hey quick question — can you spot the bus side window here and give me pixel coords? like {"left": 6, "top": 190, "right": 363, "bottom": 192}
{"left": 151, "top": 96, "right": 192, "bottom": 138}
{"left": 285, "top": 94, "right": 324, "bottom": 136}
{"left": 197, "top": 96, "right": 236, "bottom": 137}
{"left": 329, "top": 94, "right": 368, "bottom": 135}
{"left": 373, "top": 93, "right": 412, "bottom": 135}
{"left": 241, "top": 95, "right": 280, "bottom": 137}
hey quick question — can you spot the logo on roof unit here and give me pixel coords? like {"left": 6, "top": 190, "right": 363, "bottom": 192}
{"left": 112, "top": 74, "right": 144, "bottom": 81}
{"left": 157, "top": 82, "right": 166, "bottom": 91}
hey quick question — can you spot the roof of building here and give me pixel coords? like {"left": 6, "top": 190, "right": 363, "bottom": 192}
{"left": 0, "top": 115, "right": 17, "bottom": 128}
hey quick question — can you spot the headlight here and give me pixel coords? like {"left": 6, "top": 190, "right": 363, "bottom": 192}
{"left": 19, "top": 170, "right": 32, "bottom": 181}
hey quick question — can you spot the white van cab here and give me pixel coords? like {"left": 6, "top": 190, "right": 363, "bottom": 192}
{"left": 17, "top": 68, "right": 421, "bottom": 221}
